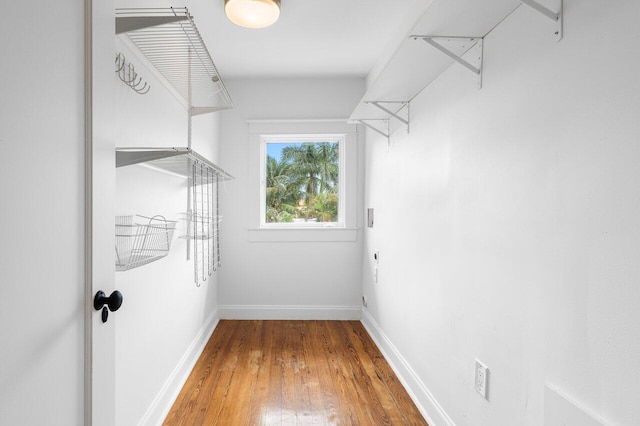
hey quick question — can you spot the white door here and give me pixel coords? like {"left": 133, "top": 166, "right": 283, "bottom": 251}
{"left": 1, "top": 1, "right": 109, "bottom": 425}
{"left": 87, "top": 0, "right": 117, "bottom": 424}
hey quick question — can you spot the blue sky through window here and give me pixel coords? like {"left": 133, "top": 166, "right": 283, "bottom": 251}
{"left": 266, "top": 142, "right": 302, "bottom": 161}
{"left": 266, "top": 141, "right": 339, "bottom": 161}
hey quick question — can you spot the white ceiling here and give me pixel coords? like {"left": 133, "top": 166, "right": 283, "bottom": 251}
{"left": 187, "top": 0, "right": 422, "bottom": 79}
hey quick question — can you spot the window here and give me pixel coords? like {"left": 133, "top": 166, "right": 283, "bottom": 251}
{"left": 260, "top": 134, "right": 345, "bottom": 227}
{"left": 247, "top": 120, "right": 358, "bottom": 242}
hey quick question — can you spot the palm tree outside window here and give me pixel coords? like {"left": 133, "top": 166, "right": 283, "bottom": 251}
{"left": 261, "top": 134, "right": 345, "bottom": 226}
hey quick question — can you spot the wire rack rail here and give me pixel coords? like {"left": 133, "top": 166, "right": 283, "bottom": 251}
{"left": 115, "top": 215, "right": 177, "bottom": 271}
{"left": 184, "top": 163, "right": 223, "bottom": 285}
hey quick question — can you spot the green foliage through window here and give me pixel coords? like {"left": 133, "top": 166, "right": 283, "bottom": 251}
{"left": 265, "top": 141, "right": 339, "bottom": 223}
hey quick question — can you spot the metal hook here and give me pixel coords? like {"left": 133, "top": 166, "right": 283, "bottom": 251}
{"left": 115, "top": 52, "right": 151, "bottom": 95}
{"left": 115, "top": 52, "right": 126, "bottom": 73}
{"left": 131, "top": 76, "right": 145, "bottom": 88}
{"left": 135, "top": 83, "right": 151, "bottom": 94}
{"left": 123, "top": 63, "right": 137, "bottom": 84}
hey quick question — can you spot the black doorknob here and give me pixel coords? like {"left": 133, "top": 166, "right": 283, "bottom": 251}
{"left": 94, "top": 290, "right": 123, "bottom": 322}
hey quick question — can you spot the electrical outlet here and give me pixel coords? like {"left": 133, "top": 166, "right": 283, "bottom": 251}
{"left": 374, "top": 267, "right": 379, "bottom": 283}
{"left": 362, "top": 296, "right": 368, "bottom": 307}
{"left": 475, "top": 360, "right": 489, "bottom": 399}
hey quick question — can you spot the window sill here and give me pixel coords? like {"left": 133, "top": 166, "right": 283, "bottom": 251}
{"left": 248, "top": 227, "right": 359, "bottom": 242}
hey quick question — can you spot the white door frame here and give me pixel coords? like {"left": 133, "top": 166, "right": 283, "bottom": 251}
{"left": 85, "top": 0, "right": 116, "bottom": 423}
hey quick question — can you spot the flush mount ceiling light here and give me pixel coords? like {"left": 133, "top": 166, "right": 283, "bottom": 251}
{"left": 225, "top": 0, "right": 281, "bottom": 29}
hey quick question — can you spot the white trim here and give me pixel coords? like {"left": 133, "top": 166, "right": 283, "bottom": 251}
{"left": 219, "top": 305, "right": 362, "bottom": 320}
{"left": 247, "top": 120, "right": 358, "bottom": 136}
{"left": 84, "top": 0, "right": 94, "bottom": 424}
{"left": 248, "top": 227, "right": 358, "bottom": 242}
{"left": 361, "top": 309, "right": 456, "bottom": 426}
{"left": 544, "top": 383, "right": 610, "bottom": 426}
{"left": 138, "top": 310, "right": 220, "bottom": 426}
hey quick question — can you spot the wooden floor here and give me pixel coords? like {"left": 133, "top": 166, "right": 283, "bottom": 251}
{"left": 163, "top": 320, "right": 428, "bottom": 425}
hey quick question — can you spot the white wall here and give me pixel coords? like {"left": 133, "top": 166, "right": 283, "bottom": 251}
{"left": 0, "top": 1, "right": 86, "bottom": 425}
{"left": 218, "top": 78, "right": 365, "bottom": 318}
{"left": 114, "top": 39, "right": 221, "bottom": 425}
{"left": 362, "top": 1, "right": 640, "bottom": 425}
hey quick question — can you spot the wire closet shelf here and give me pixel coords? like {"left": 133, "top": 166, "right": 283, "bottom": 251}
{"left": 115, "top": 215, "right": 177, "bottom": 271}
{"left": 116, "top": 7, "right": 233, "bottom": 113}
{"left": 115, "top": 147, "right": 234, "bottom": 181}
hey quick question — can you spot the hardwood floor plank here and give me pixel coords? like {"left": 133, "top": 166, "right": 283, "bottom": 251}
{"left": 350, "top": 322, "right": 428, "bottom": 425}
{"left": 196, "top": 320, "right": 246, "bottom": 424}
{"left": 163, "top": 320, "right": 237, "bottom": 425}
{"left": 246, "top": 320, "right": 272, "bottom": 425}
{"left": 325, "top": 320, "right": 389, "bottom": 425}
{"left": 280, "top": 321, "right": 303, "bottom": 424}
{"left": 208, "top": 320, "right": 261, "bottom": 425}
{"left": 164, "top": 320, "right": 428, "bottom": 426}
{"left": 338, "top": 321, "right": 403, "bottom": 425}
{"left": 262, "top": 321, "right": 284, "bottom": 425}
{"left": 306, "top": 321, "right": 347, "bottom": 424}
{"left": 343, "top": 321, "right": 416, "bottom": 425}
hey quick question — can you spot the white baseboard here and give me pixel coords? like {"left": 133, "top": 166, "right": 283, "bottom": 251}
{"left": 139, "top": 309, "right": 220, "bottom": 426}
{"left": 218, "top": 304, "right": 362, "bottom": 320}
{"left": 361, "top": 308, "right": 455, "bottom": 426}
{"left": 544, "top": 383, "right": 609, "bottom": 426}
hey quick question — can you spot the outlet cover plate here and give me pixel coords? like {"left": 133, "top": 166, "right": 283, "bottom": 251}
{"left": 475, "top": 359, "right": 489, "bottom": 399}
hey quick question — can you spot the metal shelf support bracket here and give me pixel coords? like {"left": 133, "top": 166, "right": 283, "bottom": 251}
{"left": 414, "top": 36, "right": 484, "bottom": 89}
{"left": 354, "top": 119, "right": 391, "bottom": 144}
{"left": 366, "top": 101, "right": 410, "bottom": 134}
{"left": 520, "top": 0, "right": 563, "bottom": 41}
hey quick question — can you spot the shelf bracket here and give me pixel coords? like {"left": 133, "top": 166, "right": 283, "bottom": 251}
{"left": 520, "top": 0, "right": 563, "bottom": 41}
{"left": 365, "top": 101, "right": 410, "bottom": 134}
{"left": 354, "top": 119, "right": 390, "bottom": 144}
{"left": 414, "top": 36, "right": 484, "bottom": 89}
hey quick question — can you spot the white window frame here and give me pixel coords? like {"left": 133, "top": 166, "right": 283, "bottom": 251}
{"left": 260, "top": 134, "right": 346, "bottom": 228}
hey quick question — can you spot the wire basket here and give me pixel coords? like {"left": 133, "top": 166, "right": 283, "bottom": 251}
{"left": 115, "top": 215, "right": 177, "bottom": 271}
{"left": 177, "top": 212, "right": 222, "bottom": 240}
